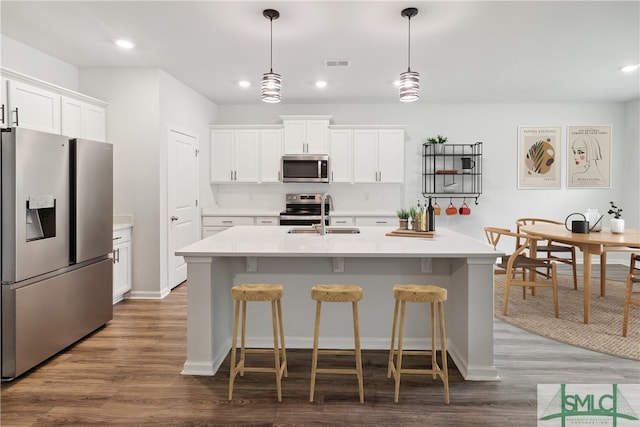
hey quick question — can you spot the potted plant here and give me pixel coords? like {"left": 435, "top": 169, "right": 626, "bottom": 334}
{"left": 607, "top": 201, "right": 624, "bottom": 234}
{"left": 409, "top": 206, "right": 418, "bottom": 231}
{"left": 396, "top": 208, "right": 409, "bottom": 230}
{"left": 426, "top": 134, "right": 448, "bottom": 154}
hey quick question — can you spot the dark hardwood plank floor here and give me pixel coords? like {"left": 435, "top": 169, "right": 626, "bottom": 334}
{"left": 1, "top": 265, "right": 638, "bottom": 426}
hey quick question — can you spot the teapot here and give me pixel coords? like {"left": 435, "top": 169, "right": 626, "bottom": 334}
{"left": 584, "top": 209, "right": 603, "bottom": 232}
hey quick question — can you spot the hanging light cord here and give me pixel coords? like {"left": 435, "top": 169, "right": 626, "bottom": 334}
{"left": 269, "top": 16, "right": 274, "bottom": 73}
{"left": 407, "top": 14, "right": 412, "bottom": 71}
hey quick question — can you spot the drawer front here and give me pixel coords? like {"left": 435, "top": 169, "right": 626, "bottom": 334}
{"left": 255, "top": 216, "right": 279, "bottom": 226}
{"left": 331, "top": 216, "right": 354, "bottom": 226}
{"left": 112, "top": 228, "right": 132, "bottom": 243}
{"left": 202, "top": 216, "right": 255, "bottom": 227}
{"left": 354, "top": 216, "right": 395, "bottom": 226}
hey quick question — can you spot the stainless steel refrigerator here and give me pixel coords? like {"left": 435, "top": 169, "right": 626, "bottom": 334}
{"left": 1, "top": 127, "right": 113, "bottom": 380}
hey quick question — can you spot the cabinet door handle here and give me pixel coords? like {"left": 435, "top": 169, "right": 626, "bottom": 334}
{"left": 234, "top": 171, "right": 237, "bottom": 181}
{"left": 116, "top": 248, "right": 120, "bottom": 263}
{"left": 12, "top": 107, "right": 19, "bottom": 126}
{"left": 222, "top": 220, "right": 233, "bottom": 224}
{"left": 1, "top": 104, "right": 4, "bottom": 125}
{"left": 230, "top": 170, "right": 233, "bottom": 181}
{"left": 376, "top": 221, "right": 387, "bottom": 224}
{"left": 113, "top": 236, "right": 122, "bottom": 241}
{"left": 171, "top": 216, "right": 179, "bottom": 221}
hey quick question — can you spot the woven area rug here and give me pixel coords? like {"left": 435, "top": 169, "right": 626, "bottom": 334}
{"left": 494, "top": 275, "right": 640, "bottom": 361}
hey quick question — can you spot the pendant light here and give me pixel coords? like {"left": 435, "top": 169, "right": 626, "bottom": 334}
{"left": 262, "top": 9, "right": 281, "bottom": 103}
{"left": 399, "top": 7, "right": 419, "bottom": 102}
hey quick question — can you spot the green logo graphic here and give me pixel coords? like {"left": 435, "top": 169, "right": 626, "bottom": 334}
{"left": 539, "top": 384, "right": 639, "bottom": 426}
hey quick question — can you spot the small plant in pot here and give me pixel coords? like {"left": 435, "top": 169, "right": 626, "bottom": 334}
{"left": 426, "top": 134, "right": 448, "bottom": 154}
{"left": 396, "top": 208, "right": 410, "bottom": 230}
{"left": 607, "top": 201, "right": 625, "bottom": 234}
{"left": 408, "top": 206, "right": 418, "bottom": 231}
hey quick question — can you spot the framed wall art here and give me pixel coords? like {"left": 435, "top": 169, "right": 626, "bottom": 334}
{"left": 567, "top": 125, "right": 611, "bottom": 188}
{"left": 518, "top": 127, "right": 561, "bottom": 189}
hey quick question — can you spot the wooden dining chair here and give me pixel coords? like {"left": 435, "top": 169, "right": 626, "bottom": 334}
{"left": 516, "top": 218, "right": 577, "bottom": 290}
{"left": 601, "top": 246, "right": 638, "bottom": 297}
{"left": 622, "top": 253, "right": 640, "bottom": 337}
{"left": 485, "top": 227, "right": 559, "bottom": 317}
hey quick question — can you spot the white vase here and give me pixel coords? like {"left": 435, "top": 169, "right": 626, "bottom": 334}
{"left": 610, "top": 218, "right": 625, "bottom": 234}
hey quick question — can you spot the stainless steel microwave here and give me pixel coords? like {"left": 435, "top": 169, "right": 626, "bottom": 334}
{"left": 281, "top": 154, "right": 329, "bottom": 183}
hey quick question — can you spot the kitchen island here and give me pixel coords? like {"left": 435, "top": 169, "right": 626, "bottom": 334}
{"left": 176, "top": 226, "right": 502, "bottom": 381}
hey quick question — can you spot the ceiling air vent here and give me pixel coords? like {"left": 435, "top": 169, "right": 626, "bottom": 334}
{"left": 325, "top": 59, "right": 350, "bottom": 68}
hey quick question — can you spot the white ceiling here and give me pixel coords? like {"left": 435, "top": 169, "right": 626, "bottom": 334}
{"left": 1, "top": 1, "right": 639, "bottom": 105}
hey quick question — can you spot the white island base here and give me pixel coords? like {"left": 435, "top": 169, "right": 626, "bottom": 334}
{"left": 177, "top": 226, "right": 502, "bottom": 381}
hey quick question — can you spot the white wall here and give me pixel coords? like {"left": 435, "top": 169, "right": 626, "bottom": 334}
{"left": 1, "top": 35, "right": 79, "bottom": 91}
{"left": 80, "top": 68, "right": 162, "bottom": 298}
{"left": 81, "top": 68, "right": 218, "bottom": 298}
{"left": 213, "top": 102, "right": 639, "bottom": 254}
{"left": 158, "top": 70, "right": 218, "bottom": 295}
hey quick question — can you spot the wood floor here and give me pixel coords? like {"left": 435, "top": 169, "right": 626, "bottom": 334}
{"left": 2, "top": 265, "right": 639, "bottom": 426}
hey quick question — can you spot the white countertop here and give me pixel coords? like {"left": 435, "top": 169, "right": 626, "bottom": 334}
{"left": 176, "top": 226, "right": 500, "bottom": 259}
{"left": 201, "top": 209, "right": 396, "bottom": 217}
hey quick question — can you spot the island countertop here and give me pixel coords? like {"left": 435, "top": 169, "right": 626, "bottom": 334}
{"left": 176, "top": 226, "right": 498, "bottom": 259}
{"left": 178, "top": 225, "right": 503, "bottom": 381}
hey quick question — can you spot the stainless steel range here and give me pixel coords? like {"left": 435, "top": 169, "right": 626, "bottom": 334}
{"left": 279, "top": 193, "right": 332, "bottom": 226}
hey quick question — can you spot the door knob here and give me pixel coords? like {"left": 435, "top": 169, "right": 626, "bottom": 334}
{"left": 171, "top": 216, "right": 179, "bottom": 221}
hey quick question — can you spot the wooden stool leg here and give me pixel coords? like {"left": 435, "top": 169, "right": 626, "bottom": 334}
{"left": 228, "top": 300, "right": 240, "bottom": 400}
{"left": 352, "top": 301, "right": 364, "bottom": 404}
{"left": 240, "top": 300, "right": 247, "bottom": 376}
{"left": 438, "top": 301, "right": 450, "bottom": 404}
{"left": 623, "top": 279, "right": 632, "bottom": 337}
{"left": 430, "top": 302, "right": 437, "bottom": 380}
{"left": 270, "top": 300, "right": 283, "bottom": 402}
{"left": 276, "top": 299, "right": 288, "bottom": 377}
{"left": 394, "top": 301, "right": 407, "bottom": 403}
{"left": 387, "top": 299, "right": 399, "bottom": 378}
{"left": 309, "top": 300, "right": 322, "bottom": 402}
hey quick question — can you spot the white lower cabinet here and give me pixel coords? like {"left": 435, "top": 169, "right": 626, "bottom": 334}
{"left": 113, "top": 227, "right": 132, "bottom": 304}
{"left": 330, "top": 216, "right": 355, "bottom": 226}
{"left": 202, "top": 216, "right": 255, "bottom": 238}
{"left": 354, "top": 216, "right": 396, "bottom": 226}
{"left": 255, "top": 216, "right": 279, "bottom": 226}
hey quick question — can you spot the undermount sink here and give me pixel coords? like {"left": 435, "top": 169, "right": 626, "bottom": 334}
{"left": 288, "top": 227, "right": 360, "bottom": 235}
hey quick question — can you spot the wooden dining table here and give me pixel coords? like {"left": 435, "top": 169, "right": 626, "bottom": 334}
{"left": 520, "top": 223, "right": 640, "bottom": 324}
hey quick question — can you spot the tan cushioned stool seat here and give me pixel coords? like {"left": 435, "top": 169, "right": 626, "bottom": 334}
{"left": 311, "top": 284, "right": 363, "bottom": 302}
{"left": 393, "top": 284, "right": 447, "bottom": 303}
{"left": 231, "top": 284, "right": 283, "bottom": 301}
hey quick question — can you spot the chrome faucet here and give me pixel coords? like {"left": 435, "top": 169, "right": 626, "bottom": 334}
{"left": 319, "top": 192, "right": 333, "bottom": 235}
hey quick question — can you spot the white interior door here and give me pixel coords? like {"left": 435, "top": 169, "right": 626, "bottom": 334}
{"left": 168, "top": 128, "right": 198, "bottom": 290}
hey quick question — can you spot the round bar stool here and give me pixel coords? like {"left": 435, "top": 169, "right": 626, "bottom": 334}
{"left": 228, "top": 284, "right": 288, "bottom": 402}
{"left": 309, "top": 284, "right": 364, "bottom": 403}
{"left": 387, "top": 284, "right": 449, "bottom": 404}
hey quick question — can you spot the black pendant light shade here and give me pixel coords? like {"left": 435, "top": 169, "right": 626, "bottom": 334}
{"left": 262, "top": 9, "right": 281, "bottom": 103}
{"left": 399, "top": 7, "right": 419, "bottom": 102}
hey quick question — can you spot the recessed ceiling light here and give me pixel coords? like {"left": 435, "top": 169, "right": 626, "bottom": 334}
{"left": 115, "top": 39, "right": 135, "bottom": 49}
{"left": 238, "top": 80, "right": 251, "bottom": 88}
{"left": 315, "top": 81, "right": 327, "bottom": 88}
{"left": 621, "top": 64, "right": 640, "bottom": 73}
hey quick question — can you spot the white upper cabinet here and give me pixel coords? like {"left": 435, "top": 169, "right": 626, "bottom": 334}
{"left": 329, "top": 128, "right": 353, "bottom": 183}
{"left": 1, "top": 69, "right": 107, "bottom": 141}
{"left": 61, "top": 96, "right": 107, "bottom": 142}
{"left": 259, "top": 128, "right": 283, "bottom": 183}
{"left": 6, "top": 79, "right": 61, "bottom": 134}
{"left": 210, "top": 127, "right": 259, "bottom": 183}
{"left": 281, "top": 115, "right": 331, "bottom": 154}
{"left": 353, "top": 128, "right": 404, "bottom": 183}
